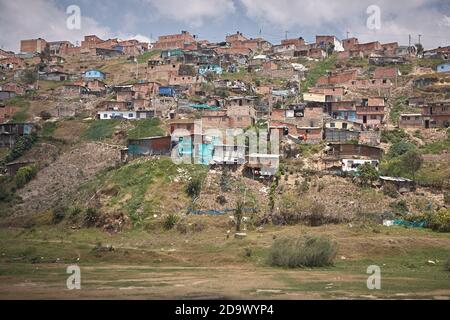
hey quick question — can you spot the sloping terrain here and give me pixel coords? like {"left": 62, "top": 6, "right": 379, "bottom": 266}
{"left": 12, "top": 142, "right": 121, "bottom": 216}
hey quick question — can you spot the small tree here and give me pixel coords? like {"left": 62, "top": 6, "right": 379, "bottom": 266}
{"left": 401, "top": 149, "right": 423, "bottom": 179}
{"left": 15, "top": 165, "right": 37, "bottom": 188}
{"left": 219, "top": 168, "right": 231, "bottom": 192}
{"left": 415, "top": 43, "right": 424, "bottom": 56}
{"left": 234, "top": 200, "right": 244, "bottom": 232}
{"left": 358, "top": 162, "right": 379, "bottom": 187}
{"left": 326, "top": 43, "right": 335, "bottom": 57}
{"left": 21, "top": 68, "right": 38, "bottom": 85}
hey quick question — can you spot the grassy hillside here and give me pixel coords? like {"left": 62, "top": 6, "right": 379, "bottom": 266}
{"left": 78, "top": 157, "right": 208, "bottom": 226}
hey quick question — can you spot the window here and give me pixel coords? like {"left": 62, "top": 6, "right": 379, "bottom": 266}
{"left": 370, "top": 115, "right": 377, "bottom": 120}
{"left": 103, "top": 114, "right": 108, "bottom": 118}
{"left": 342, "top": 123, "right": 348, "bottom": 129}
{"left": 129, "top": 113, "right": 134, "bottom": 118}
{"left": 330, "top": 122, "right": 335, "bottom": 128}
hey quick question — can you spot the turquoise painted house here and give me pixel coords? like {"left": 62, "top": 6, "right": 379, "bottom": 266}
{"left": 198, "top": 64, "right": 223, "bottom": 76}
{"left": 174, "top": 135, "right": 221, "bottom": 165}
{"left": 84, "top": 69, "right": 106, "bottom": 80}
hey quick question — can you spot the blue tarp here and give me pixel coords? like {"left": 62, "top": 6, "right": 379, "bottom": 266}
{"left": 393, "top": 219, "right": 427, "bottom": 228}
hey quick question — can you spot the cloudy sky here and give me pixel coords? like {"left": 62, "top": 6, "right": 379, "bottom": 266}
{"left": 1, "top": 0, "right": 449, "bottom": 52}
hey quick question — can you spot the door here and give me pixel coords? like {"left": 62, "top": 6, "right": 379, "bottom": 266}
{"left": 363, "top": 115, "right": 367, "bottom": 124}
{"left": 424, "top": 120, "right": 429, "bottom": 129}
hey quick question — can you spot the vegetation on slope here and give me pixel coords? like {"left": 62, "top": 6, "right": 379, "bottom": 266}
{"left": 301, "top": 54, "right": 337, "bottom": 92}
{"left": 82, "top": 119, "right": 121, "bottom": 141}
{"left": 126, "top": 118, "right": 165, "bottom": 139}
{"left": 79, "top": 157, "right": 208, "bottom": 226}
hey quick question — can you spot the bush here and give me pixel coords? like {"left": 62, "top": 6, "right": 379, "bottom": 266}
{"left": 68, "top": 206, "right": 82, "bottom": 223}
{"left": 308, "top": 202, "right": 327, "bottom": 226}
{"left": 381, "top": 129, "right": 408, "bottom": 144}
{"left": 219, "top": 169, "right": 231, "bottom": 192}
{"left": 163, "top": 213, "right": 179, "bottom": 230}
{"left": 84, "top": 208, "right": 99, "bottom": 227}
{"left": 383, "top": 183, "right": 399, "bottom": 198}
{"left": 357, "top": 162, "right": 379, "bottom": 187}
{"left": 186, "top": 177, "right": 202, "bottom": 198}
{"left": 389, "top": 200, "right": 408, "bottom": 216}
{"left": 52, "top": 206, "right": 67, "bottom": 224}
{"left": 429, "top": 208, "right": 450, "bottom": 232}
{"left": 15, "top": 165, "right": 37, "bottom": 188}
{"left": 444, "top": 192, "right": 450, "bottom": 206}
{"left": 216, "top": 195, "right": 227, "bottom": 205}
{"left": 267, "top": 236, "right": 338, "bottom": 268}
{"left": 4, "top": 133, "right": 37, "bottom": 163}
{"left": 388, "top": 141, "right": 417, "bottom": 158}
{"left": 40, "top": 111, "right": 52, "bottom": 120}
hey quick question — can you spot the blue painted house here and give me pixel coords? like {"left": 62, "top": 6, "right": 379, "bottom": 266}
{"left": 84, "top": 69, "right": 106, "bottom": 80}
{"left": 198, "top": 64, "right": 223, "bottom": 76}
{"left": 158, "top": 86, "right": 176, "bottom": 97}
{"left": 437, "top": 63, "right": 450, "bottom": 73}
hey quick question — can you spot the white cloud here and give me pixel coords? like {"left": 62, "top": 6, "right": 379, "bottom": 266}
{"left": 145, "top": 0, "right": 236, "bottom": 27}
{"left": 118, "top": 33, "right": 153, "bottom": 43}
{"left": 0, "top": 0, "right": 111, "bottom": 51}
{"left": 238, "top": 0, "right": 450, "bottom": 48}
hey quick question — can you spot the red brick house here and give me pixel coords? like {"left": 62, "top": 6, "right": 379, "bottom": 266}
{"left": 154, "top": 31, "right": 196, "bottom": 49}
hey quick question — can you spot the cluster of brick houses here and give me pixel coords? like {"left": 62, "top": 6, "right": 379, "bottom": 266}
{"left": 20, "top": 36, "right": 149, "bottom": 58}
{"left": 2, "top": 29, "right": 450, "bottom": 177}
{"left": 399, "top": 101, "right": 450, "bottom": 129}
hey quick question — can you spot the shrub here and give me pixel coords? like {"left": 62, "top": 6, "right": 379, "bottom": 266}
{"left": 381, "top": 129, "right": 408, "bottom": 144}
{"left": 163, "top": 213, "right": 179, "bottom": 230}
{"left": 186, "top": 177, "right": 202, "bottom": 198}
{"left": 429, "top": 208, "right": 450, "bottom": 232}
{"left": 299, "top": 180, "right": 309, "bottom": 192}
{"left": 308, "top": 202, "right": 327, "bottom": 226}
{"left": 388, "top": 141, "right": 416, "bottom": 158}
{"left": 0, "top": 188, "right": 12, "bottom": 202}
{"left": 234, "top": 200, "right": 244, "bottom": 232}
{"left": 267, "top": 236, "right": 338, "bottom": 268}
{"left": 4, "top": 133, "right": 37, "bottom": 163}
{"left": 446, "top": 258, "right": 450, "bottom": 272}
{"left": 216, "top": 195, "right": 227, "bottom": 205}
{"left": 176, "top": 221, "right": 188, "bottom": 234}
{"left": 383, "top": 183, "right": 399, "bottom": 198}
{"left": 389, "top": 200, "right": 408, "bottom": 216}
{"left": 191, "top": 221, "right": 206, "bottom": 233}
{"left": 40, "top": 111, "right": 52, "bottom": 120}
{"left": 219, "top": 169, "right": 231, "bottom": 192}
{"left": 444, "top": 192, "right": 450, "bottom": 206}
{"left": 68, "top": 206, "right": 82, "bottom": 223}
{"left": 15, "top": 165, "right": 38, "bottom": 188}
{"left": 84, "top": 207, "right": 99, "bottom": 227}
{"left": 357, "top": 162, "right": 379, "bottom": 187}
{"left": 52, "top": 206, "right": 67, "bottom": 224}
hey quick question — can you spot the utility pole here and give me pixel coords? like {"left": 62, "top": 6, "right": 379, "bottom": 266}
{"left": 418, "top": 34, "right": 422, "bottom": 45}
{"left": 408, "top": 34, "right": 411, "bottom": 47}
{"left": 285, "top": 30, "right": 289, "bottom": 40}
{"left": 346, "top": 31, "right": 349, "bottom": 40}
{"left": 134, "top": 57, "right": 139, "bottom": 80}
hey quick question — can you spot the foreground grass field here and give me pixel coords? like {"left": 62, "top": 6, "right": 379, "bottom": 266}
{"left": 0, "top": 218, "right": 449, "bottom": 299}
